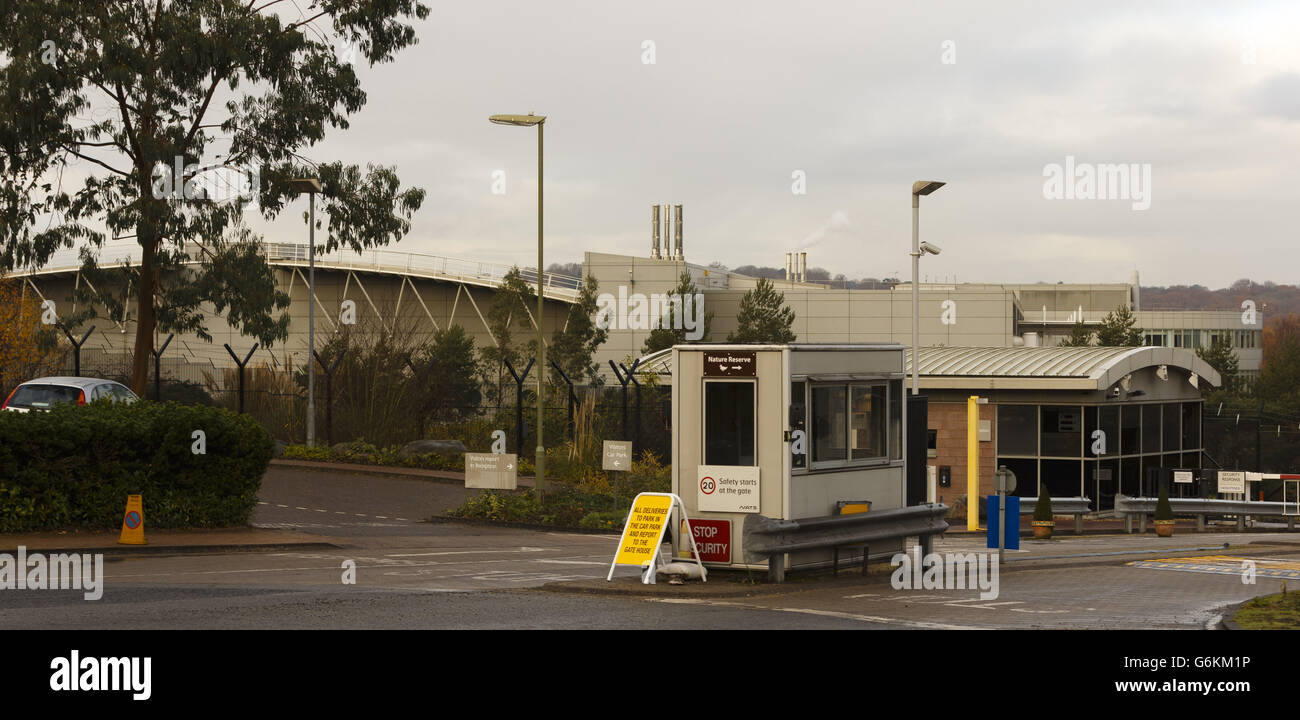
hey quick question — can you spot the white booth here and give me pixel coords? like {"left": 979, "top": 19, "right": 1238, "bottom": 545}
{"left": 669, "top": 344, "right": 909, "bottom": 573}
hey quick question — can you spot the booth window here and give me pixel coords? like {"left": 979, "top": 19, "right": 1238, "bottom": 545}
{"left": 808, "top": 381, "right": 892, "bottom": 467}
{"left": 811, "top": 385, "right": 847, "bottom": 462}
{"left": 704, "top": 381, "right": 755, "bottom": 466}
{"left": 790, "top": 381, "right": 807, "bottom": 469}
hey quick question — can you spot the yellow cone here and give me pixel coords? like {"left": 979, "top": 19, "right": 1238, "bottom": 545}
{"left": 118, "top": 494, "right": 147, "bottom": 545}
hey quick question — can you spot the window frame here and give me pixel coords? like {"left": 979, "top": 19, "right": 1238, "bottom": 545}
{"left": 701, "top": 378, "right": 757, "bottom": 467}
{"left": 804, "top": 379, "right": 894, "bottom": 471}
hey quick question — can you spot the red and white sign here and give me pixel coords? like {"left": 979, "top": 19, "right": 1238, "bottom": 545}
{"left": 683, "top": 518, "right": 731, "bottom": 563}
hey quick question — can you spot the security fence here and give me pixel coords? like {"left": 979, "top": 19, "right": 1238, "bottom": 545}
{"left": 36, "top": 345, "right": 672, "bottom": 462}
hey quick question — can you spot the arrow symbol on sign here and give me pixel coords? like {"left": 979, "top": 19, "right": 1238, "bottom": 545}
{"left": 506, "top": 463, "right": 514, "bottom": 470}
{"left": 730, "top": 365, "right": 741, "bottom": 370}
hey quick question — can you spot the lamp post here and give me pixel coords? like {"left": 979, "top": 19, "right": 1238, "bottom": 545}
{"left": 490, "top": 112, "right": 547, "bottom": 494}
{"left": 290, "top": 177, "right": 323, "bottom": 446}
{"left": 910, "top": 180, "right": 945, "bottom": 395}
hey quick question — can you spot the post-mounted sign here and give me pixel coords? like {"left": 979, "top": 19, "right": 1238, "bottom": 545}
{"left": 703, "top": 350, "right": 756, "bottom": 377}
{"left": 465, "top": 452, "right": 517, "bottom": 489}
{"left": 1218, "top": 471, "right": 1246, "bottom": 494}
{"left": 602, "top": 440, "right": 632, "bottom": 471}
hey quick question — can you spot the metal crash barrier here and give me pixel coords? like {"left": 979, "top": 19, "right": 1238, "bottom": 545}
{"left": 742, "top": 503, "right": 949, "bottom": 582}
{"left": 1115, "top": 494, "right": 1299, "bottom": 533}
{"left": 1018, "top": 496, "right": 1092, "bottom": 535}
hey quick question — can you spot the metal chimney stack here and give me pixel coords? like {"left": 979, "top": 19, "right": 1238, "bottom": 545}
{"left": 651, "top": 204, "right": 661, "bottom": 259}
{"left": 673, "top": 204, "right": 683, "bottom": 260}
{"left": 785, "top": 252, "right": 792, "bottom": 281}
{"left": 800, "top": 252, "right": 807, "bottom": 283}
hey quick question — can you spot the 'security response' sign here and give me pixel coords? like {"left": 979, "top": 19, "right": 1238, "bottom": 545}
{"left": 614, "top": 494, "right": 674, "bottom": 567}
{"left": 697, "top": 465, "right": 761, "bottom": 513}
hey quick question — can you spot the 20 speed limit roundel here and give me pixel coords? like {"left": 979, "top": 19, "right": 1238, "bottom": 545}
{"left": 700, "top": 476, "right": 716, "bottom": 495}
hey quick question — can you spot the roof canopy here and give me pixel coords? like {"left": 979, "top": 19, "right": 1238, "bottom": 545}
{"left": 907, "top": 346, "right": 1221, "bottom": 391}
{"left": 636, "top": 345, "right": 1222, "bottom": 392}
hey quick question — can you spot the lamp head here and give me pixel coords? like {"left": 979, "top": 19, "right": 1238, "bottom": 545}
{"left": 490, "top": 113, "right": 546, "bottom": 127}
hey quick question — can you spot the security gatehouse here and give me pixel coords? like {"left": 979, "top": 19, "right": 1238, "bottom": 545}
{"left": 670, "top": 343, "right": 907, "bottom": 573}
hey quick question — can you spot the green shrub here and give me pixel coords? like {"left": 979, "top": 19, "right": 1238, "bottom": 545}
{"left": 1155, "top": 483, "right": 1173, "bottom": 521}
{"left": 578, "top": 511, "right": 624, "bottom": 531}
{"left": 0, "top": 401, "right": 272, "bottom": 531}
{"left": 1033, "top": 481, "right": 1054, "bottom": 522}
{"left": 446, "top": 490, "right": 542, "bottom": 523}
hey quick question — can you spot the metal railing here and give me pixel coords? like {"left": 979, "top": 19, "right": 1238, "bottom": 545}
{"left": 742, "top": 503, "right": 950, "bottom": 582}
{"left": 1114, "top": 494, "right": 1298, "bottom": 533}
{"left": 19, "top": 241, "right": 585, "bottom": 302}
{"left": 1018, "top": 496, "right": 1092, "bottom": 534}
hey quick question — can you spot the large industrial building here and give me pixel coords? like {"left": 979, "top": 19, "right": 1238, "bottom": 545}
{"left": 5, "top": 207, "right": 1258, "bottom": 508}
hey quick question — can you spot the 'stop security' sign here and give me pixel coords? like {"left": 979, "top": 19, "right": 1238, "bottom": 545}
{"left": 703, "top": 351, "right": 756, "bottom": 377}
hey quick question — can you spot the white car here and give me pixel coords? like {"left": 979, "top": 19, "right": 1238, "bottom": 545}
{"left": 2, "top": 377, "right": 139, "bottom": 413}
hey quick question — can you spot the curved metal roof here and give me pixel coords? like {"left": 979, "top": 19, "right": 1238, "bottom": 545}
{"left": 907, "top": 346, "right": 1221, "bottom": 390}
{"left": 633, "top": 345, "right": 1221, "bottom": 392}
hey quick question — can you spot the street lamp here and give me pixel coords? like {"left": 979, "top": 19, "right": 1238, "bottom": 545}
{"left": 489, "top": 112, "right": 547, "bottom": 494}
{"left": 290, "top": 177, "right": 322, "bottom": 446}
{"left": 910, "top": 180, "right": 945, "bottom": 396}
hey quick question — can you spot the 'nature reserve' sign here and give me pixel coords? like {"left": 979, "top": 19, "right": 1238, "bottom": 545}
{"left": 614, "top": 494, "right": 674, "bottom": 567}
{"left": 703, "top": 350, "right": 756, "bottom": 377}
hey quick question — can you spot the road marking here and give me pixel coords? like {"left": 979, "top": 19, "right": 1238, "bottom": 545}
{"left": 335, "top": 511, "right": 347, "bottom": 515}
{"left": 844, "top": 593, "right": 880, "bottom": 599}
{"left": 354, "top": 513, "right": 367, "bottom": 517}
{"left": 296, "top": 506, "right": 308, "bottom": 510}
{"left": 386, "top": 547, "right": 550, "bottom": 558}
{"left": 651, "top": 598, "right": 984, "bottom": 630}
{"left": 533, "top": 559, "right": 608, "bottom": 566}
{"left": 276, "top": 504, "right": 288, "bottom": 508}
{"left": 314, "top": 509, "right": 327, "bottom": 513}
{"left": 773, "top": 606, "right": 987, "bottom": 630}
{"left": 376, "top": 516, "right": 388, "bottom": 519}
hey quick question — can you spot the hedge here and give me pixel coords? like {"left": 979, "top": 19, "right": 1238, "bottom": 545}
{"left": 0, "top": 401, "right": 272, "bottom": 531}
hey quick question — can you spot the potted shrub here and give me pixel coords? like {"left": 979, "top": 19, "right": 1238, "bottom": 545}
{"left": 1032, "top": 483, "right": 1055, "bottom": 539}
{"left": 1154, "top": 483, "right": 1175, "bottom": 537}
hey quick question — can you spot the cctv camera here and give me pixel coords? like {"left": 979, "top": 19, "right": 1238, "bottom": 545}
{"left": 920, "top": 241, "right": 942, "bottom": 255}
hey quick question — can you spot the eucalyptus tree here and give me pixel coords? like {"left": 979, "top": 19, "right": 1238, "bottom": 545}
{"left": 0, "top": 1, "right": 428, "bottom": 392}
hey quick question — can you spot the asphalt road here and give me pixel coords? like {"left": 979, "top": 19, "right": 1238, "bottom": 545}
{"left": 3, "top": 465, "right": 1299, "bottom": 630}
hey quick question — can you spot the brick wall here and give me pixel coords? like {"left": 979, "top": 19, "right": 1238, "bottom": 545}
{"left": 928, "top": 400, "right": 998, "bottom": 505}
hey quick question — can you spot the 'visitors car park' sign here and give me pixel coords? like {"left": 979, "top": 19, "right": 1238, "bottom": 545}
{"left": 602, "top": 440, "right": 632, "bottom": 471}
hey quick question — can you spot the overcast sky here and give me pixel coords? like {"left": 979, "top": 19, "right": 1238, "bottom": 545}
{"left": 86, "top": 1, "right": 1300, "bottom": 287}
